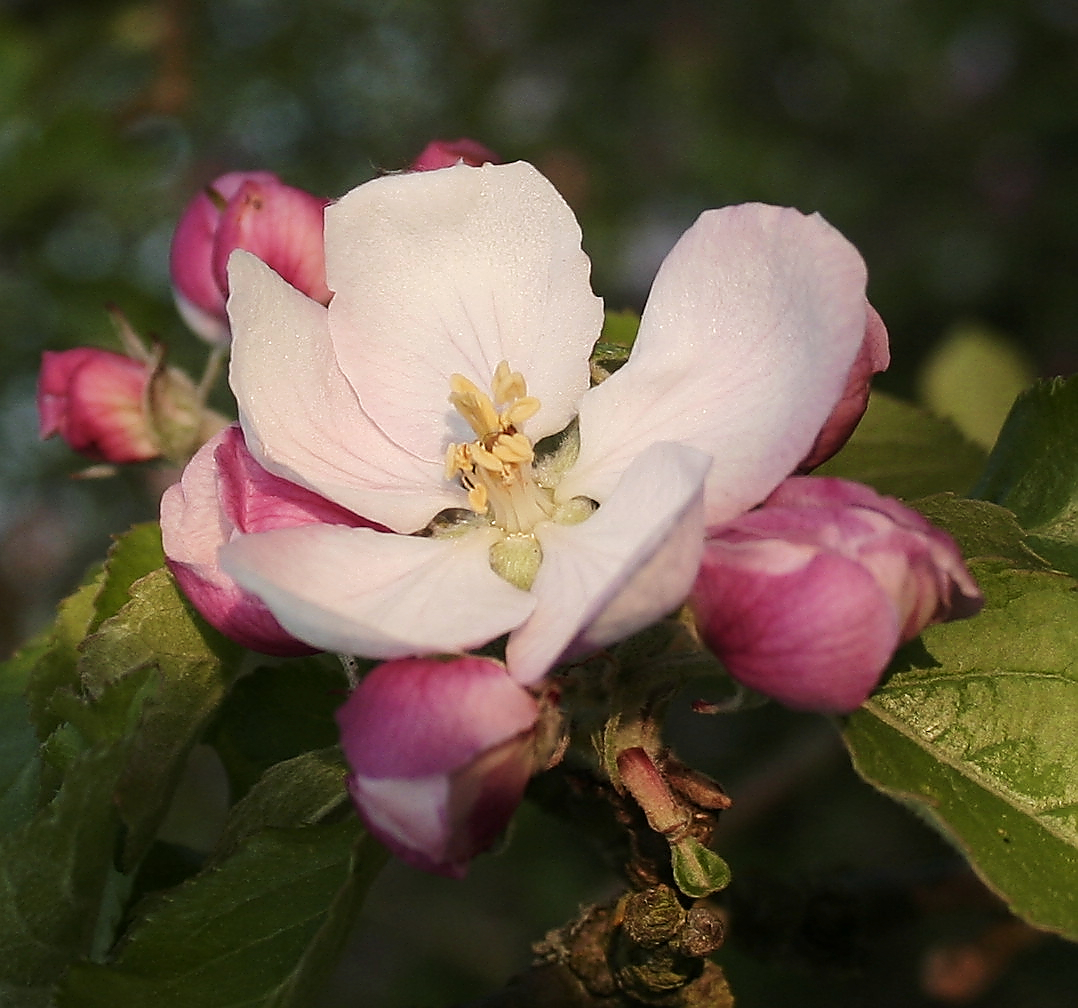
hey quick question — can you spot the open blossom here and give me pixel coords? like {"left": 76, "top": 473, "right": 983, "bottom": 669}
{"left": 162, "top": 160, "right": 882, "bottom": 684}
{"left": 170, "top": 171, "right": 331, "bottom": 344}
{"left": 690, "top": 477, "right": 983, "bottom": 712}
{"left": 336, "top": 656, "right": 543, "bottom": 876}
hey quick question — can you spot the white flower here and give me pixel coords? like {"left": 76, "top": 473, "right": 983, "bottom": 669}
{"left": 213, "top": 162, "right": 872, "bottom": 684}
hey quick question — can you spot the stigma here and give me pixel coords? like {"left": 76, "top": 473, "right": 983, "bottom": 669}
{"left": 445, "top": 361, "right": 556, "bottom": 535}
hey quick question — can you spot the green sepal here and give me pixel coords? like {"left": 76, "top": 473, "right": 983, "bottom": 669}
{"left": 670, "top": 835, "right": 732, "bottom": 900}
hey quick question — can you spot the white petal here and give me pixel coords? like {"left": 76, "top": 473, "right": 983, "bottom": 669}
{"left": 559, "top": 204, "right": 869, "bottom": 525}
{"left": 505, "top": 442, "right": 709, "bottom": 684}
{"left": 324, "top": 162, "right": 603, "bottom": 459}
{"left": 228, "top": 251, "right": 462, "bottom": 532}
{"left": 220, "top": 523, "right": 535, "bottom": 658}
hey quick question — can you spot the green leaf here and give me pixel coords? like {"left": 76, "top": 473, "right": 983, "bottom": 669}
{"left": 24, "top": 574, "right": 103, "bottom": 742}
{"left": 57, "top": 819, "right": 387, "bottom": 1008}
{"left": 212, "top": 748, "right": 350, "bottom": 863}
{"left": 590, "top": 310, "right": 641, "bottom": 379}
{"left": 815, "top": 391, "right": 988, "bottom": 499}
{"left": 0, "top": 742, "right": 130, "bottom": 1007}
{"left": 76, "top": 567, "right": 241, "bottom": 869}
{"left": 909, "top": 494, "right": 1049, "bottom": 571}
{"left": 208, "top": 659, "right": 346, "bottom": 800}
{"left": 89, "top": 523, "right": 166, "bottom": 632}
{"left": 844, "top": 560, "right": 1078, "bottom": 939}
{"left": 918, "top": 324, "right": 1034, "bottom": 450}
{"left": 974, "top": 375, "right": 1078, "bottom": 577}
{"left": 599, "top": 308, "right": 640, "bottom": 348}
{"left": 0, "top": 636, "right": 51, "bottom": 835}
{"left": 24, "top": 524, "right": 167, "bottom": 748}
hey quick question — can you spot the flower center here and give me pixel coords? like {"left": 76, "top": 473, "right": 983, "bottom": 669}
{"left": 445, "top": 361, "right": 556, "bottom": 536}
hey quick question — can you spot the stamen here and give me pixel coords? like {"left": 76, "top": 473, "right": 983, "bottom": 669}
{"left": 466, "top": 482, "right": 488, "bottom": 512}
{"left": 470, "top": 443, "right": 505, "bottom": 473}
{"left": 446, "top": 360, "right": 556, "bottom": 536}
{"left": 492, "top": 432, "right": 532, "bottom": 464}
{"left": 502, "top": 396, "right": 540, "bottom": 429}
{"left": 449, "top": 374, "right": 500, "bottom": 437}
{"left": 492, "top": 360, "right": 527, "bottom": 406}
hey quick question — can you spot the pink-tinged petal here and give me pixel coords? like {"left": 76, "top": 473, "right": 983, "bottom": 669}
{"left": 161, "top": 427, "right": 318, "bottom": 655}
{"left": 347, "top": 733, "right": 536, "bottom": 878}
{"left": 37, "top": 348, "right": 92, "bottom": 436}
{"left": 765, "top": 476, "right": 983, "bottom": 622}
{"left": 560, "top": 204, "right": 869, "bottom": 524}
{"left": 798, "top": 303, "right": 890, "bottom": 471}
{"left": 323, "top": 162, "right": 603, "bottom": 460}
{"left": 38, "top": 348, "right": 158, "bottom": 462}
{"left": 220, "top": 523, "right": 536, "bottom": 659}
{"left": 691, "top": 476, "right": 983, "bottom": 712}
{"left": 693, "top": 538, "right": 899, "bottom": 712}
{"left": 210, "top": 424, "right": 371, "bottom": 532}
{"left": 227, "top": 251, "right": 463, "bottom": 532}
{"left": 338, "top": 657, "right": 538, "bottom": 778}
{"left": 170, "top": 171, "right": 278, "bottom": 344}
{"left": 211, "top": 178, "right": 331, "bottom": 306}
{"left": 410, "top": 138, "right": 499, "bottom": 171}
{"left": 506, "top": 442, "right": 710, "bottom": 684}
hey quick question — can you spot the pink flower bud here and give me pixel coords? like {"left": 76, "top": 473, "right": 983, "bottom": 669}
{"left": 798, "top": 303, "right": 890, "bottom": 471}
{"left": 336, "top": 656, "right": 541, "bottom": 877}
{"left": 170, "top": 171, "right": 331, "bottom": 343}
{"left": 409, "top": 138, "right": 499, "bottom": 172}
{"left": 38, "top": 348, "right": 159, "bottom": 463}
{"left": 161, "top": 424, "right": 372, "bottom": 654}
{"left": 690, "top": 476, "right": 982, "bottom": 712}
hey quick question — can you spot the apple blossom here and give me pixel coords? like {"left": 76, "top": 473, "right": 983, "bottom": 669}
{"left": 170, "top": 171, "right": 331, "bottom": 344}
{"left": 162, "top": 160, "right": 883, "bottom": 685}
{"left": 336, "top": 656, "right": 544, "bottom": 876}
{"left": 38, "top": 348, "right": 159, "bottom": 463}
{"left": 689, "top": 476, "right": 983, "bottom": 712}
{"left": 409, "top": 137, "right": 499, "bottom": 171}
{"left": 161, "top": 424, "right": 379, "bottom": 655}
{"left": 38, "top": 344, "right": 224, "bottom": 465}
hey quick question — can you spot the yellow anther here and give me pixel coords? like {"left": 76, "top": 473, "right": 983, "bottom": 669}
{"left": 501, "top": 395, "right": 540, "bottom": 429}
{"left": 445, "top": 443, "right": 468, "bottom": 479}
{"left": 492, "top": 432, "right": 533, "bottom": 464}
{"left": 449, "top": 374, "right": 500, "bottom": 437}
{"left": 470, "top": 443, "right": 506, "bottom": 473}
{"left": 491, "top": 360, "right": 528, "bottom": 406}
{"left": 449, "top": 373, "right": 479, "bottom": 399}
{"left": 466, "top": 482, "right": 488, "bottom": 513}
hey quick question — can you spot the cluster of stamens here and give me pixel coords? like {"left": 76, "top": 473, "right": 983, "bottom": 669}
{"left": 445, "top": 361, "right": 555, "bottom": 534}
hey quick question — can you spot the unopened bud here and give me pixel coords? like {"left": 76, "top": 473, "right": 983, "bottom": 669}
{"left": 409, "top": 138, "right": 499, "bottom": 171}
{"left": 691, "top": 476, "right": 982, "bottom": 712}
{"left": 171, "top": 171, "right": 331, "bottom": 343}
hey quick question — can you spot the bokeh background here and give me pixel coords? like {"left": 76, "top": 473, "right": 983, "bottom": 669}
{"left": 3, "top": 0, "right": 1078, "bottom": 1004}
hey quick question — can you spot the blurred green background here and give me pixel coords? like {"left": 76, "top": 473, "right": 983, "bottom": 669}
{"left": 3, "top": 0, "right": 1077, "bottom": 1004}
